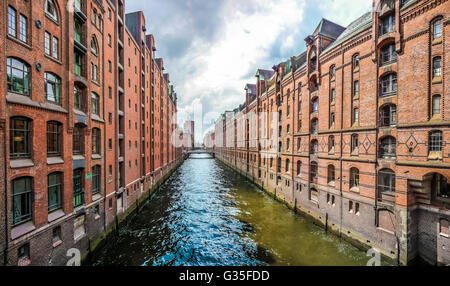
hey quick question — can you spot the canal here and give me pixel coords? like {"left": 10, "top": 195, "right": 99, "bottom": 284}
{"left": 90, "top": 154, "right": 379, "bottom": 266}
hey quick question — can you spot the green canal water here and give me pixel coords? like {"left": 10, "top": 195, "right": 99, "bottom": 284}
{"left": 90, "top": 154, "right": 386, "bottom": 266}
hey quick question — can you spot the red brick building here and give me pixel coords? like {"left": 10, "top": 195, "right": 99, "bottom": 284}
{"left": 215, "top": 0, "right": 449, "bottom": 265}
{"left": 0, "top": 0, "right": 182, "bottom": 266}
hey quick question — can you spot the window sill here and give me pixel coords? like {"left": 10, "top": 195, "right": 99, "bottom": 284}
{"left": 92, "top": 154, "right": 102, "bottom": 160}
{"left": 428, "top": 151, "right": 443, "bottom": 160}
{"left": 52, "top": 240, "right": 62, "bottom": 248}
{"left": 7, "top": 34, "right": 32, "bottom": 50}
{"left": 350, "top": 187, "right": 360, "bottom": 193}
{"left": 17, "top": 258, "right": 31, "bottom": 267}
{"left": 73, "top": 155, "right": 85, "bottom": 161}
{"left": 10, "top": 158, "right": 34, "bottom": 169}
{"left": 432, "top": 77, "right": 442, "bottom": 84}
{"left": 92, "top": 193, "right": 102, "bottom": 202}
{"left": 440, "top": 233, "right": 449, "bottom": 238}
{"left": 91, "top": 114, "right": 104, "bottom": 123}
{"left": 11, "top": 221, "right": 36, "bottom": 240}
{"left": 432, "top": 38, "right": 442, "bottom": 45}
{"left": 48, "top": 209, "right": 65, "bottom": 223}
{"left": 47, "top": 156, "right": 64, "bottom": 165}
{"left": 44, "top": 54, "right": 62, "bottom": 65}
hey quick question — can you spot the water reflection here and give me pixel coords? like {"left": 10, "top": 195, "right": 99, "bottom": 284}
{"left": 90, "top": 154, "right": 375, "bottom": 266}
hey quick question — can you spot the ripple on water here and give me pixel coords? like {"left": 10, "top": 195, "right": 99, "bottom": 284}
{"left": 90, "top": 155, "right": 387, "bottom": 266}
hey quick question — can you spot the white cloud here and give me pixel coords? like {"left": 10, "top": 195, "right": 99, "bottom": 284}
{"left": 317, "top": 0, "right": 372, "bottom": 26}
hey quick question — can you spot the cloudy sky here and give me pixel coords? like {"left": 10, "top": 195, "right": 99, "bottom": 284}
{"left": 126, "top": 0, "right": 372, "bottom": 142}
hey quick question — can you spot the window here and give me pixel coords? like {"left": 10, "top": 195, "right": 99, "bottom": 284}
{"left": 350, "top": 168, "right": 360, "bottom": 189}
{"left": 351, "top": 134, "right": 359, "bottom": 154}
{"left": 19, "top": 14, "right": 27, "bottom": 42}
{"left": 91, "top": 93, "right": 99, "bottom": 115}
{"left": 18, "top": 243, "right": 30, "bottom": 265}
{"left": 286, "top": 138, "right": 290, "bottom": 151}
{"left": 353, "top": 108, "right": 359, "bottom": 124}
{"left": 108, "top": 34, "right": 112, "bottom": 46}
{"left": 44, "top": 72, "right": 61, "bottom": 104}
{"left": 12, "top": 177, "right": 33, "bottom": 225}
{"left": 91, "top": 37, "right": 98, "bottom": 55}
{"left": 311, "top": 140, "right": 318, "bottom": 155}
{"left": 7, "top": 57, "right": 30, "bottom": 95}
{"left": 433, "top": 19, "right": 442, "bottom": 40}
{"left": 92, "top": 128, "right": 101, "bottom": 155}
{"left": 328, "top": 165, "right": 335, "bottom": 183}
{"left": 73, "top": 169, "right": 84, "bottom": 208}
{"left": 353, "top": 54, "right": 360, "bottom": 69}
{"left": 381, "top": 73, "right": 397, "bottom": 96}
{"left": 73, "top": 124, "right": 84, "bottom": 155}
{"left": 311, "top": 119, "right": 318, "bottom": 135}
{"left": 285, "top": 159, "right": 290, "bottom": 173}
{"left": 312, "top": 98, "right": 319, "bottom": 113}
{"left": 378, "top": 169, "right": 395, "bottom": 196}
{"left": 380, "top": 104, "right": 397, "bottom": 126}
{"left": 429, "top": 131, "right": 443, "bottom": 152}
{"left": 432, "top": 173, "right": 449, "bottom": 199}
{"left": 48, "top": 172, "right": 62, "bottom": 212}
{"left": 74, "top": 85, "right": 84, "bottom": 111}
{"left": 432, "top": 57, "right": 441, "bottom": 78}
{"left": 380, "top": 44, "right": 397, "bottom": 65}
{"left": 380, "top": 136, "right": 396, "bottom": 159}
{"left": 432, "top": 95, "right": 441, "bottom": 116}
{"left": 310, "top": 162, "right": 318, "bottom": 183}
{"left": 328, "top": 136, "right": 335, "bottom": 152}
{"left": 330, "top": 65, "right": 336, "bottom": 79}
{"left": 277, "top": 158, "right": 282, "bottom": 172}
{"left": 45, "top": 0, "right": 58, "bottom": 22}
{"left": 353, "top": 81, "right": 359, "bottom": 96}
{"left": 92, "top": 166, "right": 101, "bottom": 195}
{"left": 380, "top": 14, "right": 395, "bottom": 35}
{"left": 52, "top": 36, "right": 59, "bottom": 59}
{"left": 74, "top": 51, "right": 83, "bottom": 76}
{"left": 91, "top": 63, "right": 98, "bottom": 82}
{"left": 330, "top": 89, "right": 336, "bottom": 103}
{"left": 297, "top": 161, "right": 301, "bottom": 176}
{"left": 47, "top": 121, "right": 62, "bottom": 156}
{"left": 297, "top": 138, "right": 301, "bottom": 151}
{"left": 10, "top": 117, "right": 31, "bottom": 158}
{"left": 52, "top": 226, "right": 62, "bottom": 244}
{"left": 330, "top": 112, "right": 335, "bottom": 127}
{"left": 8, "top": 6, "right": 16, "bottom": 37}
{"left": 108, "top": 87, "right": 112, "bottom": 99}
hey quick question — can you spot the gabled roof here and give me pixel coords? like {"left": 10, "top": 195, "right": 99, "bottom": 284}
{"left": 255, "top": 69, "right": 275, "bottom": 81}
{"left": 322, "top": 12, "right": 372, "bottom": 54}
{"left": 313, "top": 18, "right": 346, "bottom": 40}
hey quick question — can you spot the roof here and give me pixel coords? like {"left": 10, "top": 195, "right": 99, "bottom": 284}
{"left": 245, "top": 84, "right": 256, "bottom": 95}
{"left": 292, "top": 51, "right": 307, "bottom": 72}
{"left": 255, "top": 69, "right": 275, "bottom": 80}
{"left": 313, "top": 18, "right": 346, "bottom": 40}
{"left": 322, "top": 12, "right": 372, "bottom": 54}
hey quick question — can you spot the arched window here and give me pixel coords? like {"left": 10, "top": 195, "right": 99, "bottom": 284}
{"left": 73, "top": 124, "right": 84, "bottom": 155}
{"left": 312, "top": 97, "right": 319, "bottom": 113}
{"left": 353, "top": 54, "right": 360, "bottom": 70}
{"left": 328, "top": 136, "right": 335, "bottom": 152}
{"left": 286, "top": 159, "right": 290, "bottom": 173}
{"left": 45, "top": 0, "right": 58, "bottom": 22}
{"left": 287, "top": 124, "right": 290, "bottom": 134}
{"left": 380, "top": 104, "right": 397, "bottom": 126}
{"left": 380, "top": 43, "right": 397, "bottom": 65}
{"left": 351, "top": 134, "right": 359, "bottom": 153}
{"left": 328, "top": 165, "right": 335, "bottom": 183}
{"left": 431, "top": 173, "right": 449, "bottom": 199}
{"left": 44, "top": 72, "right": 61, "bottom": 104}
{"left": 92, "top": 165, "right": 101, "bottom": 195}
{"left": 432, "top": 57, "right": 441, "bottom": 79}
{"left": 10, "top": 117, "right": 32, "bottom": 158}
{"left": 47, "top": 121, "right": 62, "bottom": 156}
{"left": 330, "top": 65, "right": 336, "bottom": 79}
{"left": 381, "top": 73, "right": 397, "bottom": 96}
{"left": 429, "top": 131, "right": 443, "bottom": 153}
{"left": 432, "top": 95, "right": 441, "bottom": 116}
{"left": 92, "top": 128, "right": 101, "bottom": 155}
{"left": 380, "top": 136, "right": 396, "bottom": 158}
{"left": 277, "top": 157, "right": 282, "bottom": 173}
{"left": 310, "top": 162, "right": 318, "bottom": 183}
{"left": 378, "top": 169, "right": 395, "bottom": 197}
{"left": 7, "top": 57, "right": 30, "bottom": 95}
{"left": 74, "top": 84, "right": 84, "bottom": 111}
{"left": 433, "top": 18, "right": 442, "bottom": 40}
{"left": 311, "top": 119, "right": 318, "bottom": 135}
{"left": 91, "top": 37, "right": 98, "bottom": 55}
{"left": 91, "top": 92, "right": 100, "bottom": 115}
{"left": 297, "top": 161, "right": 302, "bottom": 176}
{"left": 350, "top": 168, "right": 360, "bottom": 188}
{"left": 310, "top": 46, "right": 317, "bottom": 72}
{"left": 12, "top": 177, "right": 33, "bottom": 225}
{"left": 48, "top": 172, "right": 62, "bottom": 212}
{"left": 311, "top": 140, "right": 318, "bottom": 155}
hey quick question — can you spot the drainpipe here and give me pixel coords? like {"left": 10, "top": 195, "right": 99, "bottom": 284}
{"left": 291, "top": 70, "right": 296, "bottom": 205}
{"left": 3, "top": 123, "right": 8, "bottom": 266}
{"left": 339, "top": 46, "right": 344, "bottom": 239}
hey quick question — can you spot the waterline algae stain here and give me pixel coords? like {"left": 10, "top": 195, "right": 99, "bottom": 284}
{"left": 90, "top": 154, "right": 388, "bottom": 266}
